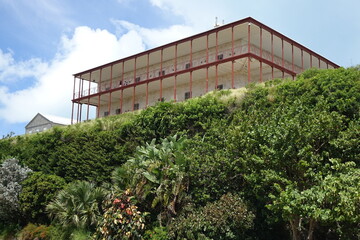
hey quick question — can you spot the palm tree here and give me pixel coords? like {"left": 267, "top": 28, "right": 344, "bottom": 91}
{"left": 46, "top": 180, "right": 106, "bottom": 230}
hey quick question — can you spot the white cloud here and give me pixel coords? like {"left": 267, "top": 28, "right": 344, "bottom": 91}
{"left": 112, "top": 20, "right": 196, "bottom": 49}
{"left": 0, "top": 49, "right": 48, "bottom": 83}
{"left": 0, "top": 26, "right": 145, "bottom": 123}
{"left": 148, "top": 0, "right": 245, "bottom": 30}
{"left": 1, "top": 0, "right": 73, "bottom": 29}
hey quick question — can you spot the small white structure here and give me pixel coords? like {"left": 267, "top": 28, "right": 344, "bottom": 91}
{"left": 25, "top": 113, "right": 71, "bottom": 134}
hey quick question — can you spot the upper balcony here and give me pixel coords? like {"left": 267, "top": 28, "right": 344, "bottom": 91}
{"left": 73, "top": 43, "right": 307, "bottom": 100}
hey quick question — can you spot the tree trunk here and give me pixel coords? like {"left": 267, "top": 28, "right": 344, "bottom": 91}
{"left": 290, "top": 217, "right": 302, "bottom": 240}
{"left": 306, "top": 218, "right": 316, "bottom": 240}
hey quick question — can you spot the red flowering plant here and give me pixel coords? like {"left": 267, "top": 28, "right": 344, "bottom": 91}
{"left": 93, "top": 189, "right": 147, "bottom": 240}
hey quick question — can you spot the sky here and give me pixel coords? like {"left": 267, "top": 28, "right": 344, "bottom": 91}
{"left": 0, "top": 0, "right": 359, "bottom": 137}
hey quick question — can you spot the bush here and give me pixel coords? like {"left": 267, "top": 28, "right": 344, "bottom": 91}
{"left": 144, "top": 226, "right": 169, "bottom": 240}
{"left": 19, "top": 223, "right": 51, "bottom": 240}
{"left": 169, "top": 193, "right": 254, "bottom": 239}
{"left": 94, "top": 189, "right": 147, "bottom": 240}
{"left": 19, "top": 172, "right": 66, "bottom": 224}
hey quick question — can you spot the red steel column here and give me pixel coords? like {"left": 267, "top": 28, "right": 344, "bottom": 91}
{"left": 120, "top": 89, "right": 123, "bottom": 113}
{"left": 190, "top": 39, "right": 193, "bottom": 67}
{"left": 77, "top": 75, "right": 82, "bottom": 123}
{"left": 133, "top": 58, "right": 136, "bottom": 110}
{"left": 108, "top": 65, "right": 113, "bottom": 115}
{"left": 122, "top": 61, "right": 124, "bottom": 85}
{"left": 248, "top": 23, "right": 251, "bottom": 53}
{"left": 77, "top": 103, "right": 81, "bottom": 122}
{"left": 301, "top": 49, "right": 304, "bottom": 71}
{"left": 97, "top": 68, "right": 102, "bottom": 118}
{"left": 132, "top": 86, "right": 135, "bottom": 111}
{"left": 134, "top": 57, "right": 137, "bottom": 82}
{"left": 146, "top": 83, "right": 149, "bottom": 107}
{"left": 231, "top": 26, "right": 235, "bottom": 88}
{"left": 215, "top": 31, "right": 218, "bottom": 88}
{"left": 292, "top": 44, "right": 294, "bottom": 72}
{"left": 174, "top": 44, "right": 177, "bottom": 101}
{"left": 206, "top": 34, "right": 209, "bottom": 92}
{"left": 146, "top": 54, "right": 149, "bottom": 107}
{"left": 248, "top": 22, "right": 251, "bottom": 83}
{"left": 160, "top": 49, "right": 163, "bottom": 100}
{"left": 271, "top": 33, "right": 274, "bottom": 63}
{"left": 71, "top": 76, "right": 76, "bottom": 124}
{"left": 260, "top": 27, "right": 263, "bottom": 82}
{"left": 281, "top": 39, "right": 284, "bottom": 68}
{"left": 146, "top": 54, "right": 149, "bottom": 79}
{"left": 87, "top": 72, "right": 91, "bottom": 121}
{"left": 190, "top": 71, "right": 193, "bottom": 98}
{"left": 282, "top": 39, "right": 285, "bottom": 79}
{"left": 80, "top": 79, "right": 84, "bottom": 122}
{"left": 190, "top": 40, "right": 193, "bottom": 97}
{"left": 271, "top": 32, "right": 274, "bottom": 79}
{"left": 121, "top": 61, "right": 124, "bottom": 112}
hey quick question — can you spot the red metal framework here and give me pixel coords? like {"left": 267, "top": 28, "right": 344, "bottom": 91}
{"left": 71, "top": 17, "right": 339, "bottom": 124}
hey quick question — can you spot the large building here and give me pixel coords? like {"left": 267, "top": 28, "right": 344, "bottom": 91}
{"left": 71, "top": 17, "right": 338, "bottom": 123}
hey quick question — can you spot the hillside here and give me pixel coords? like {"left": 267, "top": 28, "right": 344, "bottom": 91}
{"left": 0, "top": 67, "right": 359, "bottom": 240}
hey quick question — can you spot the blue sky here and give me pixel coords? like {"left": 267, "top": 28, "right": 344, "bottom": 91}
{"left": 0, "top": 0, "right": 359, "bottom": 137}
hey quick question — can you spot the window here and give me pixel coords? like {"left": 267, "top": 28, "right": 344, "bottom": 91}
{"left": 217, "top": 54, "right": 223, "bottom": 60}
{"left": 115, "top": 108, "right": 121, "bottom": 114}
{"left": 184, "top": 91, "right": 191, "bottom": 100}
{"left": 104, "top": 111, "right": 109, "bottom": 117}
{"left": 185, "top": 63, "right": 191, "bottom": 69}
{"left": 217, "top": 84, "right": 224, "bottom": 90}
{"left": 158, "top": 97, "right": 165, "bottom": 102}
{"left": 119, "top": 81, "right": 122, "bottom": 86}
{"left": 135, "top": 77, "right": 141, "bottom": 83}
{"left": 159, "top": 70, "right": 165, "bottom": 76}
{"left": 134, "top": 103, "right": 139, "bottom": 110}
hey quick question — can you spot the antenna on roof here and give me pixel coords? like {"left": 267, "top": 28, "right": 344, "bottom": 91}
{"left": 214, "top": 17, "right": 220, "bottom": 28}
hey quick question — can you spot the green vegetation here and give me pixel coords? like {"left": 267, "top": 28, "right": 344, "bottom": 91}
{"left": 0, "top": 67, "right": 359, "bottom": 239}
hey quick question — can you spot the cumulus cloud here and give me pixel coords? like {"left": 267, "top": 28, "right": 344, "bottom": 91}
{"left": 112, "top": 20, "right": 196, "bottom": 49}
{"left": 148, "top": 0, "right": 242, "bottom": 30}
{"left": 0, "top": 49, "right": 48, "bottom": 84}
{"left": 0, "top": 26, "right": 145, "bottom": 123}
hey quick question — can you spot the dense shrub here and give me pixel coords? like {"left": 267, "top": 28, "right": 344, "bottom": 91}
{"left": 0, "top": 67, "right": 358, "bottom": 239}
{"left": 19, "top": 223, "right": 51, "bottom": 240}
{"left": 19, "top": 172, "right": 66, "bottom": 224}
{"left": 94, "top": 189, "right": 147, "bottom": 240}
{"left": 169, "top": 193, "right": 254, "bottom": 239}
